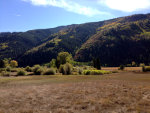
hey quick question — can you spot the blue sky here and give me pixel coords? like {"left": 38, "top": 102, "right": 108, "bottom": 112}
{"left": 1, "top": 0, "right": 150, "bottom": 32}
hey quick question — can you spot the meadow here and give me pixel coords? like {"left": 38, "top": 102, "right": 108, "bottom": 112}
{"left": 0, "top": 67, "right": 150, "bottom": 113}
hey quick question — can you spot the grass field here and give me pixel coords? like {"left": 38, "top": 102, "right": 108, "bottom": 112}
{"left": 0, "top": 68, "right": 150, "bottom": 113}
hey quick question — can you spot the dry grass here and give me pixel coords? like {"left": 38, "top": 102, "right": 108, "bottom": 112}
{"left": 0, "top": 69, "right": 150, "bottom": 113}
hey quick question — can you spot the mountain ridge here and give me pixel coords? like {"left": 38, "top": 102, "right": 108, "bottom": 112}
{"left": 0, "top": 13, "right": 150, "bottom": 66}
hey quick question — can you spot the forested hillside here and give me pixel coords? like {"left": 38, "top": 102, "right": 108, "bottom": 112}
{"left": 0, "top": 26, "right": 65, "bottom": 59}
{"left": 0, "top": 14, "right": 150, "bottom": 66}
{"left": 75, "top": 16, "right": 150, "bottom": 66}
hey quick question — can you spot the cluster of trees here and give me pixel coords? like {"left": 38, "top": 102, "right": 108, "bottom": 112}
{"left": 0, "top": 58, "right": 18, "bottom": 68}
{"left": 49, "top": 52, "right": 73, "bottom": 75}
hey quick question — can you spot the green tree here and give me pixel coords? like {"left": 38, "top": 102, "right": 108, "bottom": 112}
{"left": 10, "top": 60, "right": 18, "bottom": 68}
{"left": 50, "top": 59, "right": 56, "bottom": 68}
{"left": 132, "top": 61, "right": 136, "bottom": 67}
{"left": 0, "top": 58, "right": 11, "bottom": 68}
{"left": 93, "top": 58, "right": 101, "bottom": 70}
{"left": 0, "top": 60, "right": 6, "bottom": 68}
{"left": 56, "top": 52, "right": 72, "bottom": 68}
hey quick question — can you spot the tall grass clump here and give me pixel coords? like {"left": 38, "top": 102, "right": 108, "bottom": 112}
{"left": 43, "top": 68, "right": 56, "bottom": 75}
{"left": 142, "top": 66, "right": 150, "bottom": 72}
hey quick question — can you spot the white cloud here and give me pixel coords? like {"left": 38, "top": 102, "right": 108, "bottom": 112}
{"left": 22, "top": 0, "right": 109, "bottom": 16}
{"left": 99, "top": 0, "right": 150, "bottom": 12}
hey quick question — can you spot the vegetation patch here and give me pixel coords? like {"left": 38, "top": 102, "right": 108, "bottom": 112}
{"left": 43, "top": 68, "right": 56, "bottom": 75}
{"left": 83, "top": 70, "right": 112, "bottom": 75}
{"left": 17, "top": 70, "right": 27, "bottom": 76}
{"left": 142, "top": 66, "right": 150, "bottom": 72}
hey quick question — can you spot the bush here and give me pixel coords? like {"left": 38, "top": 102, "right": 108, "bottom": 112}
{"left": 59, "top": 65, "right": 66, "bottom": 75}
{"left": 83, "top": 70, "right": 111, "bottom": 75}
{"left": 59, "top": 63, "right": 73, "bottom": 75}
{"left": 0, "top": 71, "right": 10, "bottom": 77}
{"left": 112, "top": 70, "right": 118, "bottom": 73}
{"left": 0, "top": 68, "right": 6, "bottom": 72}
{"left": 6, "top": 66, "right": 11, "bottom": 72}
{"left": 119, "top": 65, "right": 125, "bottom": 70}
{"left": 140, "top": 63, "right": 145, "bottom": 67}
{"left": 34, "top": 68, "right": 43, "bottom": 75}
{"left": 126, "top": 64, "right": 132, "bottom": 67}
{"left": 132, "top": 61, "right": 136, "bottom": 67}
{"left": 43, "top": 68, "right": 56, "bottom": 75}
{"left": 33, "top": 65, "right": 43, "bottom": 75}
{"left": 78, "top": 68, "right": 83, "bottom": 75}
{"left": 65, "top": 63, "right": 73, "bottom": 75}
{"left": 142, "top": 66, "right": 150, "bottom": 72}
{"left": 17, "top": 70, "right": 27, "bottom": 76}
{"left": 25, "top": 66, "right": 32, "bottom": 72}
{"left": 11, "top": 68, "right": 18, "bottom": 72}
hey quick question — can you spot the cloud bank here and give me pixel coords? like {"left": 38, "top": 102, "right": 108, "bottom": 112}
{"left": 99, "top": 0, "right": 150, "bottom": 12}
{"left": 22, "top": 0, "right": 109, "bottom": 16}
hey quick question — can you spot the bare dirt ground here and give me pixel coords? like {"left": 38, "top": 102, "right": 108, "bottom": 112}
{"left": 0, "top": 71, "right": 150, "bottom": 113}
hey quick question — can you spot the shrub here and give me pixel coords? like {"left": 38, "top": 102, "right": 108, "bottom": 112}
{"left": 78, "top": 68, "right": 83, "bottom": 75}
{"left": 11, "top": 68, "right": 18, "bottom": 72}
{"left": 112, "top": 70, "right": 118, "bottom": 73}
{"left": 59, "top": 65, "right": 66, "bottom": 75}
{"left": 43, "top": 68, "right": 56, "bottom": 75}
{"left": 65, "top": 63, "right": 73, "bottom": 75}
{"left": 83, "top": 70, "right": 111, "bottom": 75}
{"left": 0, "top": 68, "right": 6, "bottom": 72}
{"left": 132, "top": 61, "right": 136, "bottom": 67}
{"left": 140, "top": 63, "right": 145, "bottom": 67}
{"left": 142, "top": 66, "right": 150, "bottom": 72}
{"left": 25, "top": 66, "right": 32, "bottom": 72}
{"left": 35, "top": 68, "right": 43, "bottom": 75}
{"left": 33, "top": 65, "right": 43, "bottom": 75}
{"left": 119, "top": 65, "right": 125, "bottom": 70}
{"left": 17, "top": 70, "right": 27, "bottom": 76}
{"left": 59, "top": 63, "right": 73, "bottom": 75}
{"left": 6, "top": 66, "right": 11, "bottom": 72}
{"left": 0, "top": 71, "right": 10, "bottom": 77}
{"left": 126, "top": 64, "right": 132, "bottom": 67}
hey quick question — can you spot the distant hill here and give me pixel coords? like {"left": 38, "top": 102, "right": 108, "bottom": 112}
{"left": 0, "top": 13, "right": 150, "bottom": 66}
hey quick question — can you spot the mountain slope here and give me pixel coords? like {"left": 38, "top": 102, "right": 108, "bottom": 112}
{"left": 75, "top": 15, "right": 150, "bottom": 66}
{"left": 0, "top": 26, "right": 65, "bottom": 59}
{"left": 18, "top": 23, "right": 104, "bottom": 66}
{"left": 1, "top": 13, "right": 150, "bottom": 67}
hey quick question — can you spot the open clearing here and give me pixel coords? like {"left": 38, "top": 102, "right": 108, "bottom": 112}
{"left": 0, "top": 70, "right": 150, "bottom": 113}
